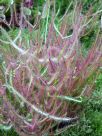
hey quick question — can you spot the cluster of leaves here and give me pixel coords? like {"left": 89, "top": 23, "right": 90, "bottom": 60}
{"left": 61, "top": 110, "right": 102, "bottom": 136}
{"left": 0, "top": 1, "right": 102, "bottom": 136}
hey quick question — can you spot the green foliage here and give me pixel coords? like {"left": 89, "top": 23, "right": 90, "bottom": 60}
{"left": 0, "top": 124, "right": 12, "bottom": 131}
{"left": 82, "top": 0, "right": 102, "bottom": 13}
{"left": 63, "top": 111, "right": 102, "bottom": 136}
{"left": 23, "top": 7, "right": 31, "bottom": 16}
{"left": 60, "top": 73, "right": 102, "bottom": 136}
{"left": 0, "top": 129, "right": 18, "bottom": 136}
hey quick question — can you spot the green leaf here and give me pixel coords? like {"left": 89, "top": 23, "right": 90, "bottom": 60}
{"left": 0, "top": 124, "right": 12, "bottom": 131}
{"left": 23, "top": 7, "right": 31, "bottom": 16}
{"left": 41, "top": 0, "right": 50, "bottom": 19}
{"left": 56, "top": 95, "right": 82, "bottom": 103}
{"left": 40, "top": 67, "right": 47, "bottom": 76}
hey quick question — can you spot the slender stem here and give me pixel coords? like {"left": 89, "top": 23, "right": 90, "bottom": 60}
{"left": 0, "top": 26, "right": 26, "bottom": 54}
{"left": 5, "top": 83, "right": 77, "bottom": 122}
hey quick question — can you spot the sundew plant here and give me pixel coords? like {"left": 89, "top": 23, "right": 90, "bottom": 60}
{"left": 0, "top": 1, "right": 102, "bottom": 136}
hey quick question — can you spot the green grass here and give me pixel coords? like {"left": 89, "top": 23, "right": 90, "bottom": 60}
{"left": 0, "top": 129, "right": 18, "bottom": 136}
{"left": 60, "top": 73, "right": 102, "bottom": 136}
